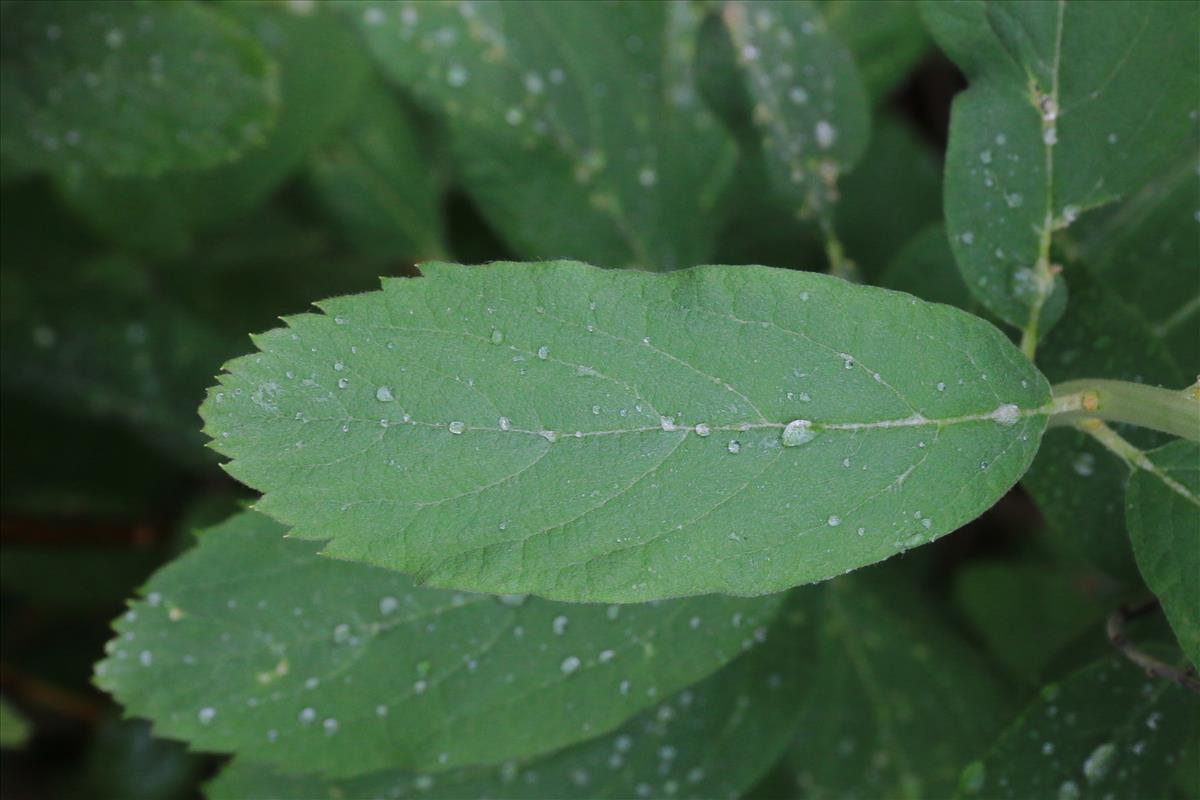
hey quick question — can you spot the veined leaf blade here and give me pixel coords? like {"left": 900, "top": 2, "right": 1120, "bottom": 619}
{"left": 200, "top": 261, "right": 1049, "bottom": 602}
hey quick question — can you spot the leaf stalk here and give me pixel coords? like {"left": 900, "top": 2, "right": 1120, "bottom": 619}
{"left": 1047, "top": 379, "right": 1200, "bottom": 442}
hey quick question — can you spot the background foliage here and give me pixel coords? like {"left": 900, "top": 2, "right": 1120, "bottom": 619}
{"left": 1, "top": 1, "right": 1196, "bottom": 798}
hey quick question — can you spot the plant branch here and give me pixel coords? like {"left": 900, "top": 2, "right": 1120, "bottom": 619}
{"left": 1106, "top": 599, "right": 1200, "bottom": 694}
{"left": 1048, "top": 379, "right": 1200, "bottom": 441}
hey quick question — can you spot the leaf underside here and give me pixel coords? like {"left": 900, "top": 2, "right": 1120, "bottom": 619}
{"left": 201, "top": 261, "right": 1048, "bottom": 603}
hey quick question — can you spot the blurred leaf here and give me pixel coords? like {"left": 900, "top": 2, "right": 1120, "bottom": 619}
{"left": 1070, "top": 155, "right": 1200, "bottom": 370}
{"left": 69, "top": 717, "right": 203, "bottom": 800}
{"left": 924, "top": 0, "right": 1199, "bottom": 339}
{"left": 953, "top": 560, "right": 1118, "bottom": 685}
{"left": 720, "top": 1, "right": 870, "bottom": 247}
{"left": 58, "top": 2, "right": 371, "bottom": 257}
{"left": 788, "top": 570, "right": 1010, "bottom": 799}
{"left": 881, "top": 224, "right": 978, "bottom": 311}
{"left": 96, "top": 510, "right": 781, "bottom": 777}
{"left": 1, "top": 545, "right": 164, "bottom": 614}
{"left": 350, "top": 0, "right": 735, "bottom": 269}
{"left": 0, "top": 697, "right": 31, "bottom": 748}
{"left": 307, "top": 80, "right": 447, "bottom": 262}
{"left": 201, "top": 261, "right": 1048, "bottom": 602}
{"left": 821, "top": 0, "right": 931, "bottom": 104}
{"left": 957, "top": 652, "right": 1199, "bottom": 800}
{"left": 1126, "top": 440, "right": 1200, "bottom": 668}
{"left": 836, "top": 116, "right": 941, "bottom": 280}
{"left": 0, "top": 0, "right": 278, "bottom": 177}
{"left": 207, "top": 588, "right": 818, "bottom": 799}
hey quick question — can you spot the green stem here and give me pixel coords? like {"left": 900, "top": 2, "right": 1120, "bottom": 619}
{"left": 819, "top": 216, "right": 858, "bottom": 282}
{"left": 1048, "top": 379, "right": 1200, "bottom": 442}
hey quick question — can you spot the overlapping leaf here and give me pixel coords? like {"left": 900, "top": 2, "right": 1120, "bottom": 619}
{"left": 96, "top": 511, "right": 781, "bottom": 777}
{"left": 924, "top": 0, "right": 1199, "bottom": 340}
{"left": 0, "top": 0, "right": 278, "bottom": 177}
{"left": 348, "top": 0, "right": 734, "bottom": 269}
{"left": 719, "top": 0, "right": 869, "bottom": 235}
{"left": 822, "top": 0, "right": 931, "bottom": 105}
{"left": 1126, "top": 441, "right": 1200, "bottom": 668}
{"left": 201, "top": 261, "right": 1049, "bottom": 602}
{"left": 59, "top": 2, "right": 370, "bottom": 257}
{"left": 306, "top": 80, "right": 447, "bottom": 263}
{"left": 788, "top": 570, "right": 1010, "bottom": 799}
{"left": 958, "top": 652, "right": 1199, "bottom": 799}
{"left": 206, "top": 589, "right": 817, "bottom": 799}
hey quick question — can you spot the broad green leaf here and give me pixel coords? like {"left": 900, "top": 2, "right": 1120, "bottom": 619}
{"left": 350, "top": 0, "right": 734, "bottom": 270}
{"left": 720, "top": 1, "right": 870, "bottom": 228}
{"left": 821, "top": 0, "right": 931, "bottom": 105}
{"left": 957, "top": 652, "right": 1199, "bottom": 800}
{"left": 1126, "top": 441, "right": 1200, "bottom": 668}
{"left": 200, "top": 260, "right": 1050, "bottom": 602}
{"left": 953, "top": 560, "right": 1117, "bottom": 685}
{"left": 207, "top": 589, "right": 818, "bottom": 800}
{"left": 0, "top": 697, "right": 31, "bottom": 748}
{"left": 59, "top": 2, "right": 370, "bottom": 257}
{"left": 924, "top": 0, "right": 1200, "bottom": 339}
{"left": 0, "top": 0, "right": 278, "bottom": 177}
{"left": 96, "top": 511, "right": 781, "bottom": 777}
{"left": 307, "top": 80, "right": 447, "bottom": 262}
{"left": 788, "top": 569, "right": 1010, "bottom": 799}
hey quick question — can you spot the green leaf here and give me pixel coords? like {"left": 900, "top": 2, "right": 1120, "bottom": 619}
{"left": 0, "top": 697, "right": 31, "bottom": 748}
{"left": 836, "top": 117, "right": 942, "bottom": 281}
{"left": 306, "top": 80, "right": 447, "bottom": 262}
{"left": 200, "top": 260, "right": 1050, "bottom": 602}
{"left": 96, "top": 511, "right": 781, "bottom": 777}
{"left": 207, "top": 589, "right": 818, "bottom": 799}
{"left": 881, "top": 224, "right": 980, "bottom": 312}
{"left": 350, "top": 0, "right": 734, "bottom": 270}
{"left": 958, "top": 653, "right": 1200, "bottom": 800}
{"left": 0, "top": 0, "right": 278, "bottom": 177}
{"left": 58, "top": 2, "right": 371, "bottom": 257}
{"left": 788, "top": 570, "right": 1011, "bottom": 799}
{"left": 1126, "top": 440, "right": 1200, "bottom": 668}
{"left": 821, "top": 0, "right": 931, "bottom": 105}
{"left": 720, "top": 1, "right": 870, "bottom": 226}
{"left": 1071, "top": 155, "right": 1200, "bottom": 370}
{"left": 953, "top": 560, "right": 1117, "bottom": 685}
{"left": 925, "top": 0, "right": 1200, "bottom": 339}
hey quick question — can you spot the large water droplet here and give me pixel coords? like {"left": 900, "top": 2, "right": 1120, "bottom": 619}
{"left": 376, "top": 386, "right": 395, "bottom": 402}
{"left": 1083, "top": 742, "right": 1116, "bottom": 784}
{"left": 448, "top": 421, "right": 466, "bottom": 435}
{"left": 781, "top": 419, "right": 816, "bottom": 447}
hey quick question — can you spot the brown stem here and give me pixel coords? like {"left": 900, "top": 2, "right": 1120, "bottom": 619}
{"left": 1106, "top": 599, "right": 1200, "bottom": 693}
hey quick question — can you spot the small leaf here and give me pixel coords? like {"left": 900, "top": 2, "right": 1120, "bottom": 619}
{"left": 925, "top": 0, "right": 1200, "bottom": 338}
{"left": 1126, "top": 440, "right": 1200, "bottom": 668}
{"left": 0, "top": 697, "right": 31, "bottom": 749}
{"left": 58, "top": 2, "right": 371, "bottom": 257}
{"left": 720, "top": 0, "right": 870, "bottom": 224}
{"left": 200, "top": 261, "right": 1050, "bottom": 602}
{"left": 958, "top": 652, "right": 1199, "bottom": 800}
{"left": 351, "top": 0, "right": 734, "bottom": 270}
{"left": 788, "top": 569, "right": 1011, "bottom": 799}
{"left": 0, "top": 0, "right": 278, "bottom": 177}
{"left": 96, "top": 511, "right": 781, "bottom": 777}
{"left": 206, "top": 589, "right": 819, "bottom": 799}
{"left": 307, "top": 80, "right": 447, "bottom": 262}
